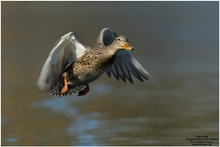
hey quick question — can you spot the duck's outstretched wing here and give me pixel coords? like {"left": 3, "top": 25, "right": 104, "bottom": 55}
{"left": 37, "top": 32, "right": 86, "bottom": 92}
{"left": 106, "top": 50, "right": 151, "bottom": 83}
{"left": 97, "top": 28, "right": 151, "bottom": 83}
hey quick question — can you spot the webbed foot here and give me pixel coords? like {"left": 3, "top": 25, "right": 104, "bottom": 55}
{"left": 78, "top": 84, "right": 90, "bottom": 96}
{"left": 61, "top": 72, "right": 68, "bottom": 94}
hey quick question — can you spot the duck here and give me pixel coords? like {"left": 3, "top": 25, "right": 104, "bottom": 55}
{"left": 37, "top": 28, "right": 151, "bottom": 96}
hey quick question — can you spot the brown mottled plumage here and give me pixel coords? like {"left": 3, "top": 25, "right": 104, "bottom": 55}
{"left": 37, "top": 28, "right": 150, "bottom": 97}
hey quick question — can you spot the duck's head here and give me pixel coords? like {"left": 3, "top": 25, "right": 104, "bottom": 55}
{"left": 113, "top": 35, "right": 134, "bottom": 51}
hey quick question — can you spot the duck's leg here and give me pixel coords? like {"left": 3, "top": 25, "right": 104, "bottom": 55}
{"left": 78, "top": 84, "right": 90, "bottom": 96}
{"left": 61, "top": 72, "right": 68, "bottom": 94}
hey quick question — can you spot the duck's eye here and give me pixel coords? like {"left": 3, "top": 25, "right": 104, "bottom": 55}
{"left": 117, "top": 38, "right": 121, "bottom": 41}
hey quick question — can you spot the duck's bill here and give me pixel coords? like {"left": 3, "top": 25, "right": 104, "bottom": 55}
{"left": 122, "top": 42, "right": 134, "bottom": 50}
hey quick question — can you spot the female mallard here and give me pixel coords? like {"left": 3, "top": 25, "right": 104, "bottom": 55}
{"left": 37, "top": 28, "right": 150, "bottom": 96}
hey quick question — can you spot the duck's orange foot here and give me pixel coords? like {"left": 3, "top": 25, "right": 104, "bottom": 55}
{"left": 78, "top": 84, "right": 90, "bottom": 96}
{"left": 61, "top": 72, "right": 68, "bottom": 94}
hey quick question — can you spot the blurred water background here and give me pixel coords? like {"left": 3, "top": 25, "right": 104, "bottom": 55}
{"left": 1, "top": 1, "right": 219, "bottom": 146}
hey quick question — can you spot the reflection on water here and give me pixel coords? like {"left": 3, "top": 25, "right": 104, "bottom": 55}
{"left": 29, "top": 74, "right": 219, "bottom": 146}
{"left": 2, "top": 1, "right": 219, "bottom": 146}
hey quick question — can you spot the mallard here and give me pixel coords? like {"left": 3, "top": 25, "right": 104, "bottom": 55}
{"left": 37, "top": 28, "right": 150, "bottom": 96}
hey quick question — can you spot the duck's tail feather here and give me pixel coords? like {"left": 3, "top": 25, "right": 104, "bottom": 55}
{"left": 50, "top": 84, "right": 86, "bottom": 97}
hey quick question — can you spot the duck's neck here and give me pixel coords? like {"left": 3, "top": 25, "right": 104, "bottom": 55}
{"left": 106, "top": 45, "right": 120, "bottom": 57}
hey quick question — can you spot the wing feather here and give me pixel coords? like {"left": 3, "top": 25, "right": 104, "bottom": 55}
{"left": 117, "top": 58, "right": 133, "bottom": 83}
{"left": 114, "top": 62, "right": 126, "bottom": 82}
{"left": 37, "top": 32, "right": 86, "bottom": 92}
{"left": 111, "top": 64, "right": 120, "bottom": 81}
